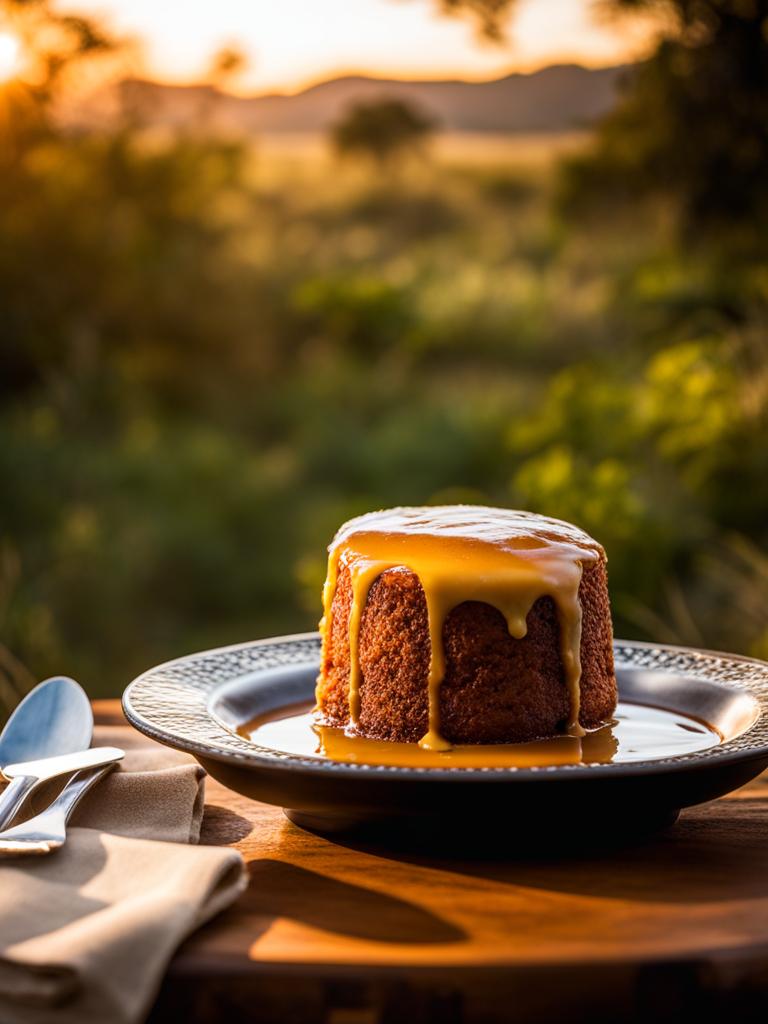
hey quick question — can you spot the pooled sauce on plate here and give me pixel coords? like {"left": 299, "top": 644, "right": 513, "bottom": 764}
{"left": 240, "top": 701, "right": 721, "bottom": 768}
{"left": 319, "top": 506, "right": 605, "bottom": 750}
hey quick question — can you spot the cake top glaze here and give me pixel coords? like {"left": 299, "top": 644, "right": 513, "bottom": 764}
{"left": 331, "top": 505, "right": 604, "bottom": 560}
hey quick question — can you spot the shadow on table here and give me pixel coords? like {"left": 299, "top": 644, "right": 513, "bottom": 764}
{"left": 200, "top": 804, "right": 254, "bottom": 845}
{"left": 238, "top": 858, "right": 465, "bottom": 943}
{"left": 319, "top": 797, "right": 768, "bottom": 905}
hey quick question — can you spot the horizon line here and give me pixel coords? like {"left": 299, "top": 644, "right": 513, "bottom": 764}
{"left": 126, "top": 56, "right": 633, "bottom": 101}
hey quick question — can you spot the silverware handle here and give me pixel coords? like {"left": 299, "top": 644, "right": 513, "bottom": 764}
{"left": 53, "top": 763, "right": 117, "bottom": 824}
{"left": 0, "top": 775, "right": 36, "bottom": 830}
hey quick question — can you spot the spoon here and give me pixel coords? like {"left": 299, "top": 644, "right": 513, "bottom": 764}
{"left": 0, "top": 677, "right": 93, "bottom": 829}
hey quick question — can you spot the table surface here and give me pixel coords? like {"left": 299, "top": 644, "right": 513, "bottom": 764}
{"left": 95, "top": 700, "right": 768, "bottom": 1024}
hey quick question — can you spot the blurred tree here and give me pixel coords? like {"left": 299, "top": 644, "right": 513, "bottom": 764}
{"left": 191, "top": 44, "right": 249, "bottom": 128}
{"left": 331, "top": 98, "right": 435, "bottom": 166}
{"left": 433, "top": 0, "right": 517, "bottom": 40}
{"left": 561, "top": 0, "right": 768, "bottom": 235}
{"left": 0, "top": 0, "right": 119, "bottom": 157}
{"left": 208, "top": 44, "right": 248, "bottom": 90}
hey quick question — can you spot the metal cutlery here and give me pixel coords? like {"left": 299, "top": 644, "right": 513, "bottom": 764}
{"left": 0, "top": 677, "right": 93, "bottom": 830}
{"left": 0, "top": 746, "right": 125, "bottom": 829}
{"left": 0, "top": 761, "right": 120, "bottom": 856}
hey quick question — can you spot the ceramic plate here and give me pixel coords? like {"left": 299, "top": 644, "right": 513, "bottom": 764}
{"left": 123, "top": 635, "right": 768, "bottom": 844}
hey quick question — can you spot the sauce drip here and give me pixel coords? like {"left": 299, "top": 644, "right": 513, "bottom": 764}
{"left": 318, "top": 506, "right": 604, "bottom": 749}
{"left": 242, "top": 702, "right": 722, "bottom": 768}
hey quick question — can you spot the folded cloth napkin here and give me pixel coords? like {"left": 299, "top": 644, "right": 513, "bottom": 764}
{"left": 0, "top": 724, "right": 247, "bottom": 1024}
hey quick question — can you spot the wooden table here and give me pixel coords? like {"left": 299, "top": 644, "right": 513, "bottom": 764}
{"left": 95, "top": 700, "right": 768, "bottom": 1023}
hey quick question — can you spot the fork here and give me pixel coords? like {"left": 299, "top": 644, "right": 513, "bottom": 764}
{"left": 0, "top": 762, "right": 118, "bottom": 856}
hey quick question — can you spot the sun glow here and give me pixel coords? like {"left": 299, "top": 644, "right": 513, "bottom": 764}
{"left": 0, "top": 31, "right": 21, "bottom": 83}
{"left": 62, "top": 0, "right": 655, "bottom": 95}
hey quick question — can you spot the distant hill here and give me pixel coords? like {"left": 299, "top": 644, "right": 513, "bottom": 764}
{"left": 111, "top": 63, "right": 630, "bottom": 135}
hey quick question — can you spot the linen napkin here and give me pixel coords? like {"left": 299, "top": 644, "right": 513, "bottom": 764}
{"left": 0, "top": 724, "right": 247, "bottom": 1024}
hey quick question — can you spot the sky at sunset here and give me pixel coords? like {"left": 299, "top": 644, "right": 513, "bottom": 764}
{"left": 53, "top": 0, "right": 655, "bottom": 94}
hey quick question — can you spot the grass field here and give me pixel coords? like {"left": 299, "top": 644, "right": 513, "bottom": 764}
{"left": 253, "top": 130, "right": 591, "bottom": 164}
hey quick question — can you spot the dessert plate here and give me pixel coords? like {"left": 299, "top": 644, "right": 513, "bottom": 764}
{"left": 122, "top": 634, "right": 768, "bottom": 845}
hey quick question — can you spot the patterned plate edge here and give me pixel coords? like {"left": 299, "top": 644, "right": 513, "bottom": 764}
{"left": 122, "top": 635, "right": 768, "bottom": 779}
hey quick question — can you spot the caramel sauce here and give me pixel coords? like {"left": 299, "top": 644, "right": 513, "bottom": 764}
{"left": 241, "top": 702, "right": 721, "bottom": 768}
{"left": 319, "top": 506, "right": 604, "bottom": 749}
